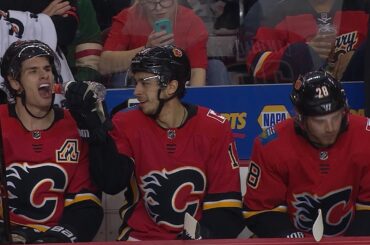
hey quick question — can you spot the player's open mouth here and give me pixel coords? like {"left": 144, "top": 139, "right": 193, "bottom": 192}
{"left": 137, "top": 99, "right": 147, "bottom": 105}
{"left": 38, "top": 83, "right": 52, "bottom": 98}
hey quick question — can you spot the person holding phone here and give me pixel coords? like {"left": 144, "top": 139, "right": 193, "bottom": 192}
{"left": 99, "top": 0, "right": 208, "bottom": 86}
{"left": 245, "top": 0, "right": 368, "bottom": 83}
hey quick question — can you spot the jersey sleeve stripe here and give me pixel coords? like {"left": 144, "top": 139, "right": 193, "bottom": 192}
{"left": 117, "top": 226, "right": 132, "bottom": 241}
{"left": 243, "top": 205, "right": 288, "bottom": 219}
{"left": 253, "top": 51, "right": 272, "bottom": 77}
{"left": 64, "top": 193, "right": 101, "bottom": 207}
{"left": 355, "top": 203, "right": 370, "bottom": 211}
{"left": 23, "top": 224, "right": 49, "bottom": 232}
{"left": 203, "top": 199, "right": 242, "bottom": 210}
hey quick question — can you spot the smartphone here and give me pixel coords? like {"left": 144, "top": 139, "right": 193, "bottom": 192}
{"left": 154, "top": 18, "right": 173, "bottom": 34}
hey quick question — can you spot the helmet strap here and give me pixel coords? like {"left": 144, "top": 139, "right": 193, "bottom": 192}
{"left": 151, "top": 86, "right": 177, "bottom": 119}
{"left": 20, "top": 92, "right": 55, "bottom": 119}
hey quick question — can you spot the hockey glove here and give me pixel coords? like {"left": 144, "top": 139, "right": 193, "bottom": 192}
{"left": 64, "top": 81, "right": 112, "bottom": 143}
{"left": 286, "top": 231, "right": 305, "bottom": 238}
{"left": 10, "top": 225, "right": 42, "bottom": 244}
{"left": 180, "top": 225, "right": 211, "bottom": 240}
{"left": 34, "top": 225, "right": 77, "bottom": 243}
{"left": 179, "top": 213, "right": 211, "bottom": 240}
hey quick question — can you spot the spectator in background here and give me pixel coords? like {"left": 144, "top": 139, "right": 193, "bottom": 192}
{"left": 99, "top": 0, "right": 208, "bottom": 87}
{"left": 364, "top": 1, "right": 370, "bottom": 117}
{"left": 246, "top": 0, "right": 368, "bottom": 83}
{"left": 66, "top": 0, "right": 103, "bottom": 81}
{"left": 244, "top": 70, "right": 370, "bottom": 238}
{"left": 0, "top": 0, "right": 79, "bottom": 54}
{"left": 91, "top": 0, "right": 132, "bottom": 31}
{"left": 0, "top": 40, "right": 103, "bottom": 243}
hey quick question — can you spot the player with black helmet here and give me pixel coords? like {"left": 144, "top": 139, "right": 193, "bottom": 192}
{"left": 64, "top": 45, "right": 244, "bottom": 240}
{"left": 0, "top": 40, "right": 103, "bottom": 243}
{"left": 244, "top": 70, "right": 370, "bottom": 238}
{"left": 1, "top": 39, "right": 60, "bottom": 114}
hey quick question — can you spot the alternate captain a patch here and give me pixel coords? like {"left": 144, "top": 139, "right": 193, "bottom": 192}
{"left": 259, "top": 126, "right": 277, "bottom": 145}
{"left": 56, "top": 139, "right": 80, "bottom": 163}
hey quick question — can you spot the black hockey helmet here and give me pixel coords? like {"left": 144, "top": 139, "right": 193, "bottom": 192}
{"left": 1, "top": 40, "right": 60, "bottom": 97}
{"left": 290, "top": 70, "right": 347, "bottom": 116}
{"left": 130, "top": 45, "right": 191, "bottom": 98}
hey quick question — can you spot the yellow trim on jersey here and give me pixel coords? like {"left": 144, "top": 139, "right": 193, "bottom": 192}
{"left": 243, "top": 205, "right": 287, "bottom": 219}
{"left": 64, "top": 193, "right": 101, "bottom": 207}
{"left": 356, "top": 203, "right": 370, "bottom": 211}
{"left": 117, "top": 226, "right": 131, "bottom": 241}
{"left": 120, "top": 175, "right": 140, "bottom": 220}
{"left": 253, "top": 51, "right": 272, "bottom": 77}
{"left": 4, "top": 222, "right": 49, "bottom": 232}
{"left": 203, "top": 199, "right": 242, "bottom": 210}
{"left": 23, "top": 224, "right": 49, "bottom": 232}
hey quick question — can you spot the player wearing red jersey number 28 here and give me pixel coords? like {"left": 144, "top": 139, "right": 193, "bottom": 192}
{"left": 244, "top": 70, "right": 370, "bottom": 238}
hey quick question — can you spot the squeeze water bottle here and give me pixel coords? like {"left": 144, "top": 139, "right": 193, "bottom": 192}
{"left": 54, "top": 81, "right": 108, "bottom": 123}
{"left": 54, "top": 81, "right": 107, "bottom": 101}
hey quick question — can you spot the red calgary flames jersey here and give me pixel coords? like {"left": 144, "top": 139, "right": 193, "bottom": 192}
{"left": 110, "top": 105, "right": 241, "bottom": 240}
{"left": 0, "top": 104, "right": 99, "bottom": 230}
{"left": 244, "top": 114, "right": 370, "bottom": 236}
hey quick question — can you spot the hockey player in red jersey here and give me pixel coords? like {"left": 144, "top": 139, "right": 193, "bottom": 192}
{"left": 65, "top": 45, "right": 244, "bottom": 240}
{"left": 0, "top": 40, "right": 103, "bottom": 243}
{"left": 244, "top": 70, "right": 370, "bottom": 238}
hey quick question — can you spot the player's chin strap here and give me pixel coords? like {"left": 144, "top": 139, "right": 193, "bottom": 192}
{"left": 19, "top": 91, "right": 55, "bottom": 119}
{"left": 150, "top": 86, "right": 178, "bottom": 119}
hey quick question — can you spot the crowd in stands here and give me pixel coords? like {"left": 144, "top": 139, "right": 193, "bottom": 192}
{"left": 0, "top": 0, "right": 370, "bottom": 243}
{"left": 1, "top": 0, "right": 368, "bottom": 87}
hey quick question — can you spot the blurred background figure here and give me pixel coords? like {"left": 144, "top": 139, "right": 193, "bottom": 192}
{"left": 91, "top": 0, "right": 131, "bottom": 31}
{"left": 0, "top": 0, "right": 79, "bottom": 53}
{"left": 66, "top": 0, "right": 103, "bottom": 81}
{"left": 245, "top": 0, "right": 368, "bottom": 83}
{"left": 99, "top": 0, "right": 208, "bottom": 87}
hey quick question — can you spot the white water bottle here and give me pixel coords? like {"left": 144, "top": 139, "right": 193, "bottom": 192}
{"left": 60, "top": 81, "right": 107, "bottom": 101}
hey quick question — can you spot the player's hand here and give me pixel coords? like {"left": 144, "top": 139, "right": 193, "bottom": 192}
{"left": 145, "top": 31, "right": 174, "bottom": 48}
{"left": 10, "top": 225, "right": 42, "bottom": 244}
{"left": 306, "top": 33, "right": 336, "bottom": 60}
{"left": 42, "top": 0, "right": 71, "bottom": 17}
{"left": 64, "top": 81, "right": 112, "bottom": 143}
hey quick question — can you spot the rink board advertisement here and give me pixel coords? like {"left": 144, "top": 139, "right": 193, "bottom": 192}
{"left": 105, "top": 82, "right": 364, "bottom": 160}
